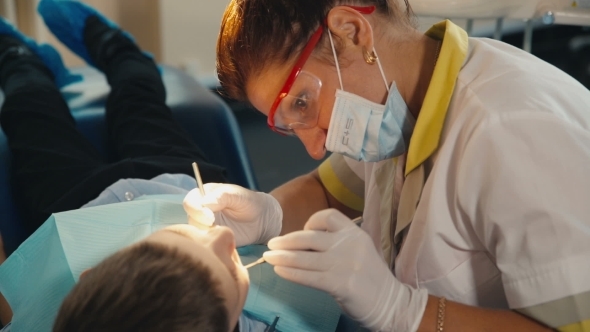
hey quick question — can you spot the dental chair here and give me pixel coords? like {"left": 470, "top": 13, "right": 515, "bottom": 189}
{"left": 0, "top": 65, "right": 258, "bottom": 256}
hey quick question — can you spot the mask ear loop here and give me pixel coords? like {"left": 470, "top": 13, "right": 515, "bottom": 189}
{"left": 373, "top": 48, "right": 390, "bottom": 93}
{"left": 328, "top": 29, "right": 344, "bottom": 90}
{"left": 328, "top": 28, "right": 390, "bottom": 94}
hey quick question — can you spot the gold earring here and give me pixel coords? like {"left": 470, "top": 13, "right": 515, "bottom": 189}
{"left": 362, "top": 47, "right": 377, "bottom": 65}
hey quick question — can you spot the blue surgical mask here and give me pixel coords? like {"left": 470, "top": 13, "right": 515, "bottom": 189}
{"left": 324, "top": 30, "right": 415, "bottom": 162}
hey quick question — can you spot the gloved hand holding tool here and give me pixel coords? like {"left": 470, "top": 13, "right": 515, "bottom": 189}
{"left": 183, "top": 183, "right": 283, "bottom": 247}
{"left": 263, "top": 209, "right": 428, "bottom": 332}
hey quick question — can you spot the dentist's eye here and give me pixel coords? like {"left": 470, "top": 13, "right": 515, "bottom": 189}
{"left": 293, "top": 94, "right": 309, "bottom": 111}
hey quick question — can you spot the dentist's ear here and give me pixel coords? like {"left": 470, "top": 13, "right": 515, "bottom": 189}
{"left": 326, "top": 6, "right": 375, "bottom": 55}
{"left": 79, "top": 268, "right": 92, "bottom": 279}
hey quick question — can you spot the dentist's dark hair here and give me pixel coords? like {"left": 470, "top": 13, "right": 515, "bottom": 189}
{"left": 216, "top": 0, "right": 416, "bottom": 102}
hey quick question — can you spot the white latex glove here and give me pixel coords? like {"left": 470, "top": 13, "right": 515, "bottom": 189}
{"left": 263, "top": 209, "right": 428, "bottom": 332}
{"left": 183, "top": 183, "right": 282, "bottom": 247}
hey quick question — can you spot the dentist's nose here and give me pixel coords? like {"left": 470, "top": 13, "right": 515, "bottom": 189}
{"left": 295, "top": 127, "right": 327, "bottom": 160}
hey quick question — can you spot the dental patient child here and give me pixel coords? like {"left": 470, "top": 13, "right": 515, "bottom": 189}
{"left": 1, "top": 195, "right": 345, "bottom": 332}
{"left": 54, "top": 223, "right": 252, "bottom": 332}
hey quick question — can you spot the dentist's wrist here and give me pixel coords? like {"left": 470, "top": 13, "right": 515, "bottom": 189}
{"left": 358, "top": 275, "right": 428, "bottom": 332}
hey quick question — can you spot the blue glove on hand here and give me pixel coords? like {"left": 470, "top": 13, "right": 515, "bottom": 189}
{"left": 263, "top": 209, "right": 428, "bottom": 332}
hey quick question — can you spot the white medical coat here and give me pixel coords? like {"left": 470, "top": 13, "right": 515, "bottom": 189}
{"left": 319, "top": 20, "right": 590, "bottom": 331}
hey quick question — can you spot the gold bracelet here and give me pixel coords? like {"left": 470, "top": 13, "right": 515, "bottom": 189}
{"left": 437, "top": 297, "right": 446, "bottom": 332}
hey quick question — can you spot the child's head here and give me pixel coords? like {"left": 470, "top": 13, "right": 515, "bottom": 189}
{"left": 53, "top": 225, "right": 250, "bottom": 332}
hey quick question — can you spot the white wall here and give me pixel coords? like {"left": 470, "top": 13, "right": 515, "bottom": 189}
{"left": 8, "top": 1, "right": 537, "bottom": 81}
{"left": 160, "top": 0, "right": 229, "bottom": 79}
{"left": 34, "top": 0, "right": 229, "bottom": 80}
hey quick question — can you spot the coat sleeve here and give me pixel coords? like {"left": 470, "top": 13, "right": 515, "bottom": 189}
{"left": 456, "top": 111, "right": 590, "bottom": 331}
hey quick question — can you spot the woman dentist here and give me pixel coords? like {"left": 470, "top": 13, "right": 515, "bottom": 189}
{"left": 184, "top": 0, "right": 590, "bottom": 330}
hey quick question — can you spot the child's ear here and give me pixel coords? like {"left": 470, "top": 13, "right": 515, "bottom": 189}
{"left": 79, "top": 268, "right": 92, "bottom": 279}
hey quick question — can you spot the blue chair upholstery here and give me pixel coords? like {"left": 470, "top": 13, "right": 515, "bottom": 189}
{"left": 0, "top": 65, "right": 258, "bottom": 255}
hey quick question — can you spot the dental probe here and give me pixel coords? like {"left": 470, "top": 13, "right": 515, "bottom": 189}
{"left": 191, "top": 161, "right": 214, "bottom": 229}
{"left": 244, "top": 257, "right": 266, "bottom": 269}
{"left": 192, "top": 162, "right": 206, "bottom": 197}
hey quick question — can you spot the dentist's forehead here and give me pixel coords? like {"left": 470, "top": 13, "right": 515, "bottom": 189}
{"left": 246, "top": 62, "right": 294, "bottom": 116}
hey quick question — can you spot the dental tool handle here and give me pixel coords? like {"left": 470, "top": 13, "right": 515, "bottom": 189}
{"left": 192, "top": 162, "right": 206, "bottom": 197}
{"left": 244, "top": 257, "right": 266, "bottom": 269}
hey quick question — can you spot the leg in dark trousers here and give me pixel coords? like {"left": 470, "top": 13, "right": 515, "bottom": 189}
{"left": 0, "top": 36, "right": 107, "bottom": 232}
{"left": 84, "top": 16, "right": 227, "bottom": 184}
{"left": 1, "top": 16, "right": 227, "bottom": 232}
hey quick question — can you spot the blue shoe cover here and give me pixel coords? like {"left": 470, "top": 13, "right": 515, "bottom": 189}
{"left": 38, "top": 0, "right": 152, "bottom": 69}
{"left": 0, "top": 16, "right": 81, "bottom": 88}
